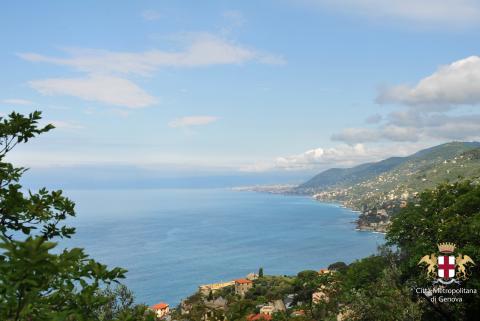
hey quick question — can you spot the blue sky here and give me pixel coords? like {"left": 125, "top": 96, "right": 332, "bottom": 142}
{"left": 1, "top": 1, "right": 480, "bottom": 186}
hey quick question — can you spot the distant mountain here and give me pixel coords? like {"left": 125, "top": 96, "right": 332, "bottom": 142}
{"left": 298, "top": 156, "right": 407, "bottom": 190}
{"left": 298, "top": 141, "right": 480, "bottom": 232}
{"left": 297, "top": 141, "right": 480, "bottom": 192}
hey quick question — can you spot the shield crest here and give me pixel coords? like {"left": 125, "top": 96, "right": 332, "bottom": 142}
{"left": 438, "top": 255, "right": 455, "bottom": 280}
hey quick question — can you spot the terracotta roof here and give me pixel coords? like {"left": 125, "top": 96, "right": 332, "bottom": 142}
{"left": 247, "top": 313, "right": 272, "bottom": 321}
{"left": 151, "top": 302, "right": 169, "bottom": 310}
{"left": 292, "top": 310, "right": 306, "bottom": 316}
{"left": 235, "top": 278, "right": 253, "bottom": 284}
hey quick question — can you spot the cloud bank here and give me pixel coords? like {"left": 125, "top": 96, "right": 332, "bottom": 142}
{"left": 378, "top": 56, "right": 480, "bottom": 108}
{"left": 332, "top": 56, "right": 480, "bottom": 145}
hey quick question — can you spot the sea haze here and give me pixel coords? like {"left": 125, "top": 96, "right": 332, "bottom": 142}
{"left": 60, "top": 189, "right": 384, "bottom": 306}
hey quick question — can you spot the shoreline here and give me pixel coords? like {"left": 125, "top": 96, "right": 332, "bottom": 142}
{"left": 232, "top": 186, "right": 388, "bottom": 234}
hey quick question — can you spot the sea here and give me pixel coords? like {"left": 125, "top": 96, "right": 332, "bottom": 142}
{"left": 60, "top": 188, "right": 384, "bottom": 306}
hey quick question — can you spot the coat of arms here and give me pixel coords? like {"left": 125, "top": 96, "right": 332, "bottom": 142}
{"left": 418, "top": 243, "right": 475, "bottom": 285}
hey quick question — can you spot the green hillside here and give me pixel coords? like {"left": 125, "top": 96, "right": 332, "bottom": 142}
{"left": 298, "top": 156, "right": 407, "bottom": 190}
{"left": 298, "top": 141, "right": 480, "bottom": 192}
{"left": 298, "top": 142, "right": 480, "bottom": 232}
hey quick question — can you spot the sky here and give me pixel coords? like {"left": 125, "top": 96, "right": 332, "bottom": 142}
{"left": 1, "top": 0, "right": 480, "bottom": 187}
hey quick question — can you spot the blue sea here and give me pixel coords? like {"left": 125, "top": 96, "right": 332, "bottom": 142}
{"left": 61, "top": 188, "right": 384, "bottom": 306}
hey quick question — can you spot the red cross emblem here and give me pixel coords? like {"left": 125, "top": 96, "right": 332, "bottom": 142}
{"left": 438, "top": 255, "right": 455, "bottom": 280}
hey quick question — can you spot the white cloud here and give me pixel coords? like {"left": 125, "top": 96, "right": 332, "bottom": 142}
{"left": 306, "top": 0, "right": 480, "bottom": 26}
{"left": 20, "top": 33, "right": 284, "bottom": 108}
{"left": 29, "top": 75, "right": 157, "bottom": 108}
{"left": 333, "top": 112, "right": 480, "bottom": 144}
{"left": 241, "top": 143, "right": 427, "bottom": 172}
{"left": 331, "top": 56, "right": 480, "bottom": 144}
{"left": 141, "top": 10, "right": 161, "bottom": 21}
{"left": 378, "top": 56, "right": 480, "bottom": 108}
{"left": 423, "top": 114, "right": 480, "bottom": 141}
{"left": 275, "top": 144, "right": 370, "bottom": 170}
{"left": 168, "top": 116, "right": 219, "bottom": 128}
{"left": 1, "top": 98, "right": 34, "bottom": 105}
{"left": 19, "top": 34, "right": 284, "bottom": 76}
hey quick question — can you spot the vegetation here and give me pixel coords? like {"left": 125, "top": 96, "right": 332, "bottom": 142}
{"left": 1, "top": 111, "right": 479, "bottom": 320}
{"left": 177, "top": 181, "right": 480, "bottom": 321}
{"left": 298, "top": 142, "right": 480, "bottom": 191}
{"left": 0, "top": 111, "right": 154, "bottom": 321}
{"left": 297, "top": 142, "right": 480, "bottom": 232}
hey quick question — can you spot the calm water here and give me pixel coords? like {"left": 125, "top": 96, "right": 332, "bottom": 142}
{"left": 61, "top": 189, "right": 384, "bottom": 306}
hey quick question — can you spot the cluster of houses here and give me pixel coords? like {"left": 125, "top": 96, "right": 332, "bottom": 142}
{"left": 150, "top": 273, "right": 258, "bottom": 320}
{"left": 149, "top": 269, "right": 343, "bottom": 321}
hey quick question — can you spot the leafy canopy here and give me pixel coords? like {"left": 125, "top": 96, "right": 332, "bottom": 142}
{"left": 0, "top": 111, "right": 154, "bottom": 321}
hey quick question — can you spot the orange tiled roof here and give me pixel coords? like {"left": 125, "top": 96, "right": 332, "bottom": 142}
{"left": 151, "top": 302, "right": 169, "bottom": 310}
{"left": 247, "top": 313, "right": 272, "bottom": 321}
{"left": 292, "top": 310, "right": 306, "bottom": 316}
{"left": 235, "top": 278, "right": 253, "bottom": 284}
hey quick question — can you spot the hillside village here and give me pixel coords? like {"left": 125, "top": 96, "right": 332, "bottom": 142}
{"left": 295, "top": 143, "right": 480, "bottom": 232}
{"left": 150, "top": 268, "right": 340, "bottom": 321}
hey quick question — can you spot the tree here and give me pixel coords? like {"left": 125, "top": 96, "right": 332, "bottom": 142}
{"left": 347, "top": 268, "right": 423, "bottom": 321}
{"left": 259, "top": 267, "right": 264, "bottom": 278}
{"left": 293, "top": 270, "right": 321, "bottom": 310}
{"left": 387, "top": 180, "right": 480, "bottom": 321}
{"left": 0, "top": 111, "right": 153, "bottom": 320}
{"left": 327, "top": 262, "right": 347, "bottom": 273}
{"left": 94, "top": 285, "right": 154, "bottom": 321}
{"left": 341, "top": 255, "right": 388, "bottom": 291}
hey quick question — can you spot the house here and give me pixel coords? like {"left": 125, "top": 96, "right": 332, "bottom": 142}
{"left": 291, "top": 310, "right": 306, "bottom": 317}
{"left": 246, "top": 272, "right": 259, "bottom": 280}
{"left": 199, "top": 281, "right": 235, "bottom": 296}
{"left": 247, "top": 313, "right": 272, "bottom": 321}
{"left": 150, "top": 302, "right": 170, "bottom": 319}
{"left": 234, "top": 278, "right": 253, "bottom": 297}
{"left": 260, "top": 305, "right": 275, "bottom": 315}
{"left": 318, "top": 268, "right": 332, "bottom": 275}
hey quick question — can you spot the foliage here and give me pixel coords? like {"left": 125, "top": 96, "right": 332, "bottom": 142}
{"left": 0, "top": 111, "right": 152, "bottom": 321}
{"left": 94, "top": 285, "right": 155, "bottom": 321}
{"left": 245, "top": 276, "right": 294, "bottom": 302}
{"left": 341, "top": 255, "right": 388, "bottom": 290}
{"left": 387, "top": 180, "right": 480, "bottom": 320}
{"left": 326, "top": 262, "right": 347, "bottom": 273}
{"left": 346, "top": 267, "right": 423, "bottom": 321}
{"left": 259, "top": 267, "right": 264, "bottom": 278}
{"left": 169, "top": 179, "right": 480, "bottom": 321}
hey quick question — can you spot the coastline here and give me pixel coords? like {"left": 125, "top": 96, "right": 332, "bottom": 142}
{"left": 232, "top": 185, "right": 388, "bottom": 233}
